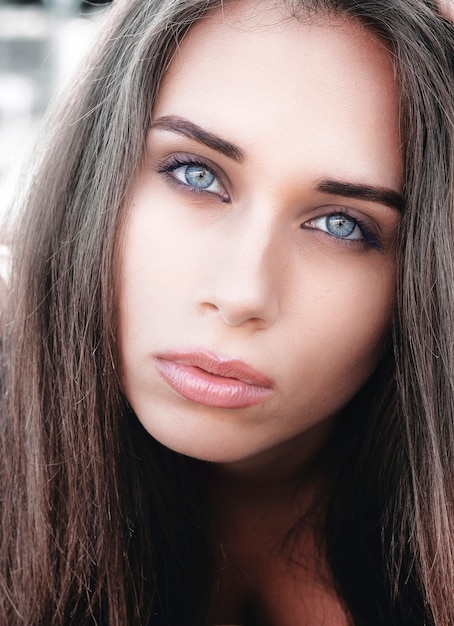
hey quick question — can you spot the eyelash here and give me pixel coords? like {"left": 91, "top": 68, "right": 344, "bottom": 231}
{"left": 157, "top": 156, "right": 382, "bottom": 250}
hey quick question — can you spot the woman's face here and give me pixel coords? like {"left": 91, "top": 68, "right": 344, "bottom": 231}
{"left": 118, "top": 1, "right": 402, "bottom": 466}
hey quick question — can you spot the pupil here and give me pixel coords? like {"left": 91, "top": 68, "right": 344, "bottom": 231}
{"left": 327, "top": 214, "right": 355, "bottom": 238}
{"left": 185, "top": 165, "right": 214, "bottom": 189}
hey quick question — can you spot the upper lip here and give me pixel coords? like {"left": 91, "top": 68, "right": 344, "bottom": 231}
{"left": 156, "top": 349, "right": 274, "bottom": 388}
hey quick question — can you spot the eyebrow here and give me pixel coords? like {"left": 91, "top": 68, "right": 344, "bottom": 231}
{"left": 316, "top": 180, "right": 404, "bottom": 213}
{"left": 150, "top": 115, "right": 244, "bottom": 162}
{"left": 150, "top": 115, "right": 404, "bottom": 212}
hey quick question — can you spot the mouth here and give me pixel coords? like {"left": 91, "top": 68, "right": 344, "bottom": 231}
{"left": 155, "top": 350, "right": 275, "bottom": 409}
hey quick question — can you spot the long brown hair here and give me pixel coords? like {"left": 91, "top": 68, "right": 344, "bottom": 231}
{"left": 1, "top": 0, "right": 453, "bottom": 624}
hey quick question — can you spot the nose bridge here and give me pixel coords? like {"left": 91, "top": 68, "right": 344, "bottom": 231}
{"left": 197, "top": 205, "right": 281, "bottom": 327}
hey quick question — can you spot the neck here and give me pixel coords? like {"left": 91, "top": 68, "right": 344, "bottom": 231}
{"left": 204, "top": 419, "right": 342, "bottom": 626}
{"left": 205, "top": 417, "right": 337, "bottom": 534}
{"left": 215, "top": 417, "right": 333, "bottom": 490}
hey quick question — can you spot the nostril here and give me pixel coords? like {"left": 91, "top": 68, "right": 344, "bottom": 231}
{"left": 200, "top": 302, "right": 219, "bottom": 313}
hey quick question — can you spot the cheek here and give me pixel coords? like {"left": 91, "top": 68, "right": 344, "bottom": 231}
{"left": 117, "top": 195, "right": 204, "bottom": 392}
{"left": 118, "top": 196, "right": 189, "bottom": 315}
{"left": 281, "top": 256, "right": 396, "bottom": 404}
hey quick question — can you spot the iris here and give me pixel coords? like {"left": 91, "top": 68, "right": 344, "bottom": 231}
{"left": 184, "top": 164, "right": 215, "bottom": 190}
{"left": 326, "top": 214, "right": 356, "bottom": 238}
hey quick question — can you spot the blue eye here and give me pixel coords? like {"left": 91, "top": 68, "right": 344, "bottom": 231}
{"left": 324, "top": 214, "right": 361, "bottom": 239}
{"left": 163, "top": 159, "right": 226, "bottom": 197}
{"left": 304, "top": 212, "right": 381, "bottom": 249}
{"left": 180, "top": 164, "right": 215, "bottom": 190}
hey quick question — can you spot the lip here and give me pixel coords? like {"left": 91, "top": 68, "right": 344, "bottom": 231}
{"left": 155, "top": 350, "right": 275, "bottom": 409}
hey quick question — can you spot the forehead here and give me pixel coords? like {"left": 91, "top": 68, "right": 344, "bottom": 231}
{"left": 154, "top": 0, "right": 402, "bottom": 191}
{"left": 159, "top": 0, "right": 396, "bottom": 101}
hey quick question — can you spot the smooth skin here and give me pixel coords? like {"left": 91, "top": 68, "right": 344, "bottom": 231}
{"left": 438, "top": 0, "right": 454, "bottom": 20}
{"left": 119, "top": 3, "right": 402, "bottom": 468}
{"left": 118, "top": 2, "right": 402, "bottom": 623}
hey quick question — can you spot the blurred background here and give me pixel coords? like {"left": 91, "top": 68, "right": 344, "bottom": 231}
{"left": 0, "top": 0, "right": 112, "bottom": 227}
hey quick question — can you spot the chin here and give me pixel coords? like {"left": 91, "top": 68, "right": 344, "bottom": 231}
{"left": 143, "top": 422, "right": 260, "bottom": 464}
{"left": 161, "top": 436, "right": 252, "bottom": 463}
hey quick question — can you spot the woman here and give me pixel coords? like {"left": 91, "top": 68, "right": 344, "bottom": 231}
{"left": 1, "top": 0, "right": 453, "bottom": 624}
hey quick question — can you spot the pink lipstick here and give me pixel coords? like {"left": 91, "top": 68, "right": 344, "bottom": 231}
{"left": 155, "top": 350, "right": 274, "bottom": 409}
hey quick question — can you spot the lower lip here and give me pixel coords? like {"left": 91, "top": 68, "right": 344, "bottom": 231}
{"left": 155, "top": 358, "right": 274, "bottom": 409}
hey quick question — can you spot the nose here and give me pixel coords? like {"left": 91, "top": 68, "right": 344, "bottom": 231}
{"left": 193, "top": 215, "right": 281, "bottom": 328}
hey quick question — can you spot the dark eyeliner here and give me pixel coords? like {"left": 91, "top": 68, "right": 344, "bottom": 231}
{"left": 342, "top": 213, "right": 382, "bottom": 251}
